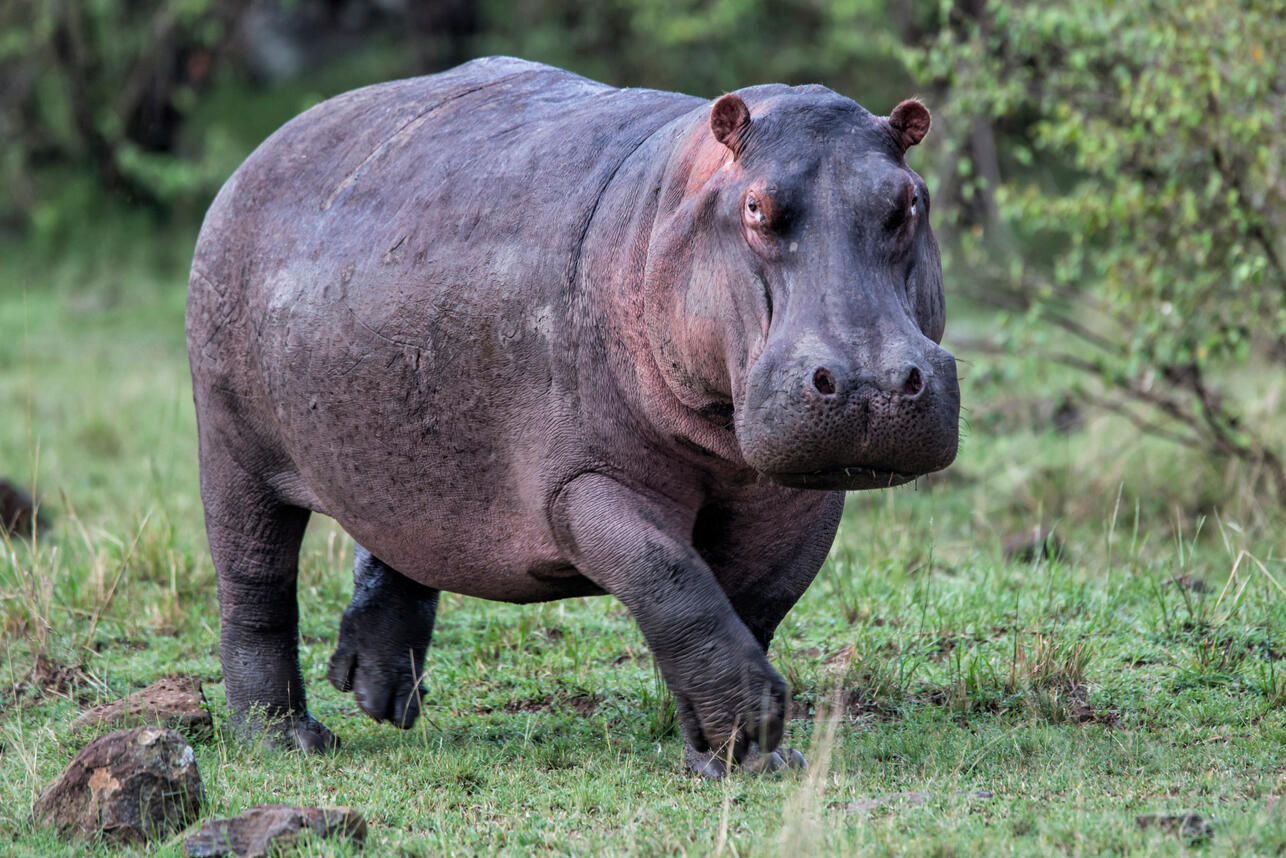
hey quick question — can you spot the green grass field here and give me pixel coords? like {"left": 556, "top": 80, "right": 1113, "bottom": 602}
{"left": 1, "top": 229, "right": 1284, "bottom": 857}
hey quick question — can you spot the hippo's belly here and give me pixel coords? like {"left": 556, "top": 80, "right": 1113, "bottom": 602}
{"left": 256, "top": 266, "right": 598, "bottom": 602}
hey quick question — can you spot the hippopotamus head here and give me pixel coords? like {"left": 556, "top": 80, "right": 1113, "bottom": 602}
{"left": 644, "top": 86, "right": 960, "bottom": 490}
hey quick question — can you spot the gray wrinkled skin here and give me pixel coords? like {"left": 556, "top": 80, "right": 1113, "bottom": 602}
{"left": 187, "top": 57, "right": 959, "bottom": 772}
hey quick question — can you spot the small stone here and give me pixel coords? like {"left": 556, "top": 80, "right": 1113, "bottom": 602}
{"left": 73, "top": 677, "right": 213, "bottom": 741}
{"left": 33, "top": 726, "right": 203, "bottom": 844}
{"left": 184, "top": 805, "right": 366, "bottom": 857}
{"left": 1135, "top": 812, "right": 1213, "bottom": 839}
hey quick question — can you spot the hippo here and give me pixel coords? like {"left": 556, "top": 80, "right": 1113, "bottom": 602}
{"left": 186, "top": 56, "right": 958, "bottom": 777}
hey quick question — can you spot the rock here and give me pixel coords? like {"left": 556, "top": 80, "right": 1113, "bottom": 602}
{"left": 0, "top": 478, "right": 40, "bottom": 538}
{"left": 32, "top": 726, "right": 203, "bottom": 844}
{"left": 184, "top": 805, "right": 366, "bottom": 857}
{"left": 1135, "top": 812, "right": 1213, "bottom": 839}
{"left": 73, "top": 677, "right": 213, "bottom": 741}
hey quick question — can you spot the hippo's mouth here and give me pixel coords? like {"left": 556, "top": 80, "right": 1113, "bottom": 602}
{"left": 764, "top": 465, "right": 920, "bottom": 491}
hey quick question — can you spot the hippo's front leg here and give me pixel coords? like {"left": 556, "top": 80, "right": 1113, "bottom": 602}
{"left": 328, "top": 545, "right": 439, "bottom": 728}
{"left": 554, "top": 474, "right": 787, "bottom": 769}
{"left": 684, "top": 490, "right": 844, "bottom": 777}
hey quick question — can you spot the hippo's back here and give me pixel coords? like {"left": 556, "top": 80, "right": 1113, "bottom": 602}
{"left": 187, "top": 57, "right": 700, "bottom": 596}
{"left": 189, "top": 56, "right": 698, "bottom": 354}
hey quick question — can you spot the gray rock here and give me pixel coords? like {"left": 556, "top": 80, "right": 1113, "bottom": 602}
{"left": 73, "top": 677, "right": 213, "bottom": 741}
{"left": 33, "top": 726, "right": 203, "bottom": 844}
{"left": 184, "top": 805, "right": 366, "bottom": 857}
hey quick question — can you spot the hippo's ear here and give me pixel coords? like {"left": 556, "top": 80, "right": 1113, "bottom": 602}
{"left": 887, "top": 99, "right": 931, "bottom": 150}
{"left": 710, "top": 93, "right": 751, "bottom": 156}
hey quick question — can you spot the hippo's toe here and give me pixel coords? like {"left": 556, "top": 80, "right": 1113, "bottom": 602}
{"left": 327, "top": 619, "right": 425, "bottom": 729}
{"left": 685, "top": 744, "right": 729, "bottom": 779}
{"left": 684, "top": 742, "right": 805, "bottom": 778}
{"left": 239, "top": 711, "right": 339, "bottom": 754}
{"left": 352, "top": 668, "right": 423, "bottom": 728}
{"left": 781, "top": 747, "right": 807, "bottom": 770}
{"left": 289, "top": 713, "right": 340, "bottom": 754}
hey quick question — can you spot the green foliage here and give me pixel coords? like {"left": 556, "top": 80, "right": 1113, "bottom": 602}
{"left": 475, "top": 0, "right": 913, "bottom": 99}
{"left": 909, "top": 0, "right": 1286, "bottom": 491}
{"left": 0, "top": 0, "right": 251, "bottom": 232}
{"left": 2, "top": 0, "right": 925, "bottom": 241}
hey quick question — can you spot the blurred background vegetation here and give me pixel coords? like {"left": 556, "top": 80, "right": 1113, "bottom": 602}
{"left": 1, "top": 0, "right": 1283, "bottom": 521}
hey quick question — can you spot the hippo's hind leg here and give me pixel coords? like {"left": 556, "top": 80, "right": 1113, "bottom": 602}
{"left": 200, "top": 456, "right": 337, "bottom": 753}
{"left": 327, "top": 545, "right": 439, "bottom": 728}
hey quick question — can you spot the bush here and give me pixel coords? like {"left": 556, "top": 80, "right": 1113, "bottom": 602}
{"left": 0, "top": 0, "right": 251, "bottom": 228}
{"left": 910, "top": 0, "right": 1286, "bottom": 494}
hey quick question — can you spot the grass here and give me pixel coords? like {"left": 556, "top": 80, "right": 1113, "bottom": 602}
{"left": 1, "top": 224, "right": 1285, "bottom": 857}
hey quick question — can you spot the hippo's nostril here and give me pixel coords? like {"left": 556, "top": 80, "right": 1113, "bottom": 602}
{"left": 812, "top": 367, "right": 837, "bottom": 397}
{"left": 901, "top": 365, "right": 924, "bottom": 398}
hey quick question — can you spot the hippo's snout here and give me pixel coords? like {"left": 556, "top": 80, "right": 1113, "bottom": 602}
{"left": 807, "top": 356, "right": 929, "bottom": 402}
{"left": 738, "top": 336, "right": 960, "bottom": 490}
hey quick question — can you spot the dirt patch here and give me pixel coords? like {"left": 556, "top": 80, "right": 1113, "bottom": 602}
{"left": 501, "top": 691, "right": 600, "bottom": 717}
{"left": 566, "top": 693, "right": 599, "bottom": 717}
{"left": 10, "top": 655, "right": 96, "bottom": 705}
{"left": 785, "top": 689, "right": 903, "bottom": 723}
{"left": 1069, "top": 701, "right": 1123, "bottom": 729}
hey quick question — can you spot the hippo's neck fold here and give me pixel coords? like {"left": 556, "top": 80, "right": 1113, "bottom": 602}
{"left": 574, "top": 104, "right": 755, "bottom": 478}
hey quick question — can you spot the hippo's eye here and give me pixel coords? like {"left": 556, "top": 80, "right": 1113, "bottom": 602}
{"left": 745, "top": 193, "right": 766, "bottom": 226}
{"left": 886, "top": 183, "right": 919, "bottom": 233}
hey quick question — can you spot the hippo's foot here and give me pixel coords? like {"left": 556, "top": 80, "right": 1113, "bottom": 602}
{"left": 685, "top": 742, "right": 807, "bottom": 778}
{"left": 233, "top": 709, "right": 339, "bottom": 754}
{"left": 284, "top": 713, "right": 340, "bottom": 753}
{"left": 327, "top": 545, "right": 439, "bottom": 729}
{"left": 327, "top": 623, "right": 425, "bottom": 728}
